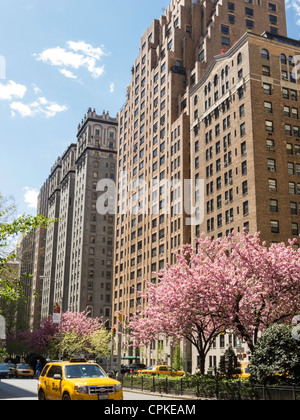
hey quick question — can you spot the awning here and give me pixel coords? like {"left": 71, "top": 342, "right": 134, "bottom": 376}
{"left": 121, "top": 356, "right": 140, "bottom": 360}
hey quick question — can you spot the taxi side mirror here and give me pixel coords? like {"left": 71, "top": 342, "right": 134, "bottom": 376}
{"left": 54, "top": 374, "right": 62, "bottom": 380}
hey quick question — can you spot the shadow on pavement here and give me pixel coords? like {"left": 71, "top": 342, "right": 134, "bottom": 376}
{"left": 0, "top": 379, "right": 37, "bottom": 400}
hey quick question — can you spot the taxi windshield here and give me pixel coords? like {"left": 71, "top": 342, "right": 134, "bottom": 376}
{"left": 65, "top": 364, "right": 107, "bottom": 379}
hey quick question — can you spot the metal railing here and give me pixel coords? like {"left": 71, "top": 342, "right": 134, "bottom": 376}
{"left": 121, "top": 376, "right": 300, "bottom": 401}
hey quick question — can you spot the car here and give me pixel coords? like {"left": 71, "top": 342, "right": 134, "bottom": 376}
{"left": 37, "top": 358, "right": 123, "bottom": 401}
{"left": 5, "top": 363, "right": 16, "bottom": 378}
{"left": 128, "top": 363, "right": 146, "bottom": 374}
{"left": 15, "top": 364, "right": 35, "bottom": 379}
{"left": 137, "top": 365, "right": 187, "bottom": 377}
{"left": 233, "top": 362, "right": 251, "bottom": 380}
{"left": 0, "top": 363, "right": 10, "bottom": 379}
{"left": 121, "top": 364, "right": 130, "bottom": 375}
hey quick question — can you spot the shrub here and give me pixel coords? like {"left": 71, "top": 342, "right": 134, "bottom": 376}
{"left": 250, "top": 324, "right": 300, "bottom": 385}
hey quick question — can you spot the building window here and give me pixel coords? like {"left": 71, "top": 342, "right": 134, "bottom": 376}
{"left": 221, "top": 37, "right": 230, "bottom": 46}
{"left": 237, "top": 53, "right": 243, "bottom": 65}
{"left": 263, "top": 83, "right": 272, "bottom": 95}
{"left": 269, "top": 179, "right": 277, "bottom": 192}
{"left": 289, "top": 182, "right": 296, "bottom": 194}
{"left": 261, "top": 49, "right": 270, "bottom": 60}
{"left": 292, "top": 223, "right": 299, "bottom": 236}
{"left": 264, "top": 102, "right": 273, "bottom": 113}
{"left": 240, "top": 123, "right": 246, "bottom": 137}
{"left": 270, "top": 199, "right": 278, "bottom": 213}
{"left": 271, "top": 220, "right": 279, "bottom": 234}
{"left": 243, "top": 201, "right": 249, "bottom": 216}
{"left": 268, "top": 159, "right": 276, "bottom": 172}
{"left": 266, "top": 120, "right": 274, "bottom": 133}
{"left": 262, "top": 65, "right": 271, "bottom": 76}
{"left": 290, "top": 202, "right": 297, "bottom": 215}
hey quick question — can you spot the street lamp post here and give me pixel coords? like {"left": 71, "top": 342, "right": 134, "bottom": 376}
{"left": 53, "top": 301, "right": 63, "bottom": 361}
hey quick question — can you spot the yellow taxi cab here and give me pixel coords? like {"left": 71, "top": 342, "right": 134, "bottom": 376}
{"left": 137, "top": 365, "right": 187, "bottom": 377}
{"left": 15, "top": 364, "right": 35, "bottom": 379}
{"left": 37, "top": 359, "right": 123, "bottom": 401}
{"left": 234, "top": 362, "right": 251, "bottom": 380}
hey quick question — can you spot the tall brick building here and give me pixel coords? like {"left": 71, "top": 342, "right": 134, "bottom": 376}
{"left": 113, "top": 0, "right": 289, "bottom": 368}
{"left": 113, "top": 0, "right": 287, "bottom": 367}
{"left": 191, "top": 31, "right": 300, "bottom": 245}
{"left": 190, "top": 30, "right": 300, "bottom": 370}
{"left": 39, "top": 109, "right": 117, "bottom": 327}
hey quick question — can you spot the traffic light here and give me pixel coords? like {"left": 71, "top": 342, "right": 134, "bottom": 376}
{"left": 112, "top": 328, "right": 116, "bottom": 337}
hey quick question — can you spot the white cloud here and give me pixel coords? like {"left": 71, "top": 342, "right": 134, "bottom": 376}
{"left": 23, "top": 187, "right": 39, "bottom": 209}
{"left": 109, "top": 82, "right": 115, "bottom": 93}
{"left": 59, "top": 69, "right": 77, "bottom": 79}
{"left": 0, "top": 80, "right": 27, "bottom": 101}
{"left": 67, "top": 41, "right": 105, "bottom": 60}
{"left": 10, "top": 97, "right": 68, "bottom": 118}
{"left": 32, "top": 84, "right": 42, "bottom": 95}
{"left": 34, "top": 40, "right": 107, "bottom": 79}
{"left": 286, "top": 0, "right": 300, "bottom": 25}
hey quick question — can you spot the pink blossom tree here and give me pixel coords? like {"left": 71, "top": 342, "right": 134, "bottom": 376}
{"left": 128, "top": 231, "right": 300, "bottom": 374}
{"left": 24, "top": 311, "right": 109, "bottom": 358}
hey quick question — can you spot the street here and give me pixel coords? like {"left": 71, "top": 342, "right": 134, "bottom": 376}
{"left": 0, "top": 379, "right": 182, "bottom": 401}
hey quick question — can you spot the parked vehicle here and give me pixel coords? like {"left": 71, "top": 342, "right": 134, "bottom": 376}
{"left": 234, "top": 362, "right": 251, "bottom": 380}
{"left": 121, "top": 365, "right": 130, "bottom": 375}
{"left": 15, "top": 364, "right": 34, "bottom": 379}
{"left": 138, "top": 365, "right": 187, "bottom": 377}
{"left": 5, "top": 363, "right": 16, "bottom": 378}
{"left": 128, "top": 363, "right": 146, "bottom": 374}
{"left": 0, "top": 363, "right": 10, "bottom": 379}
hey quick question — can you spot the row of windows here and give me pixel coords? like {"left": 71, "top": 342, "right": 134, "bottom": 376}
{"left": 261, "top": 48, "right": 296, "bottom": 66}
{"left": 268, "top": 179, "right": 300, "bottom": 195}
{"left": 264, "top": 101, "right": 299, "bottom": 119}
{"left": 263, "top": 83, "right": 298, "bottom": 102}
{"left": 204, "top": 215, "right": 299, "bottom": 237}
{"left": 206, "top": 201, "right": 249, "bottom": 232}
{"left": 270, "top": 199, "right": 300, "bottom": 216}
{"left": 271, "top": 221, "right": 299, "bottom": 236}
{"left": 267, "top": 159, "right": 300, "bottom": 175}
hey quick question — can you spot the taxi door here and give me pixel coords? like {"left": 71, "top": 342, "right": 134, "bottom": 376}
{"left": 45, "top": 365, "right": 63, "bottom": 400}
{"left": 158, "top": 366, "right": 169, "bottom": 376}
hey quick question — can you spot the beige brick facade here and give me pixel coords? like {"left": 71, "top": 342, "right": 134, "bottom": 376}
{"left": 113, "top": 0, "right": 287, "bottom": 367}
{"left": 190, "top": 32, "right": 300, "bottom": 246}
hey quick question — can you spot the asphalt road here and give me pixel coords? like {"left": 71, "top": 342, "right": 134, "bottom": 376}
{"left": 0, "top": 379, "right": 182, "bottom": 401}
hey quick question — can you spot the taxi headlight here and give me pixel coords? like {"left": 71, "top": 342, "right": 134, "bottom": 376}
{"left": 115, "top": 383, "right": 122, "bottom": 392}
{"left": 76, "top": 386, "right": 88, "bottom": 394}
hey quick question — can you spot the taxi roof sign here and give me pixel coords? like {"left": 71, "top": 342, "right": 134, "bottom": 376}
{"left": 69, "top": 358, "right": 87, "bottom": 363}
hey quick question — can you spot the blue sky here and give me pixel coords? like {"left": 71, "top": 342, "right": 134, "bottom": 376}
{"left": 0, "top": 0, "right": 299, "bottom": 216}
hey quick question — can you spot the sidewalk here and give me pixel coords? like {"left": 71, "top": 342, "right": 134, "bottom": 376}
{"left": 123, "top": 387, "right": 204, "bottom": 400}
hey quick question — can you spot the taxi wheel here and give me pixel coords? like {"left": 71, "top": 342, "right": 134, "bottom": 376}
{"left": 62, "top": 392, "right": 71, "bottom": 401}
{"left": 38, "top": 389, "right": 46, "bottom": 401}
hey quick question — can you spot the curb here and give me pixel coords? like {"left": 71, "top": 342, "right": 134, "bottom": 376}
{"left": 123, "top": 387, "right": 204, "bottom": 400}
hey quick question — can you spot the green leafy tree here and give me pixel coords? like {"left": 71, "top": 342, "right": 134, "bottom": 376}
{"left": 89, "top": 329, "right": 111, "bottom": 357}
{"left": 172, "top": 345, "right": 184, "bottom": 371}
{"left": 0, "top": 194, "right": 55, "bottom": 303}
{"left": 250, "top": 324, "right": 300, "bottom": 384}
{"left": 219, "top": 346, "right": 238, "bottom": 378}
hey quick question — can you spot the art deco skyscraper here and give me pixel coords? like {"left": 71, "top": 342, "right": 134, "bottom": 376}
{"left": 113, "top": 0, "right": 287, "bottom": 365}
{"left": 40, "top": 109, "right": 118, "bottom": 328}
